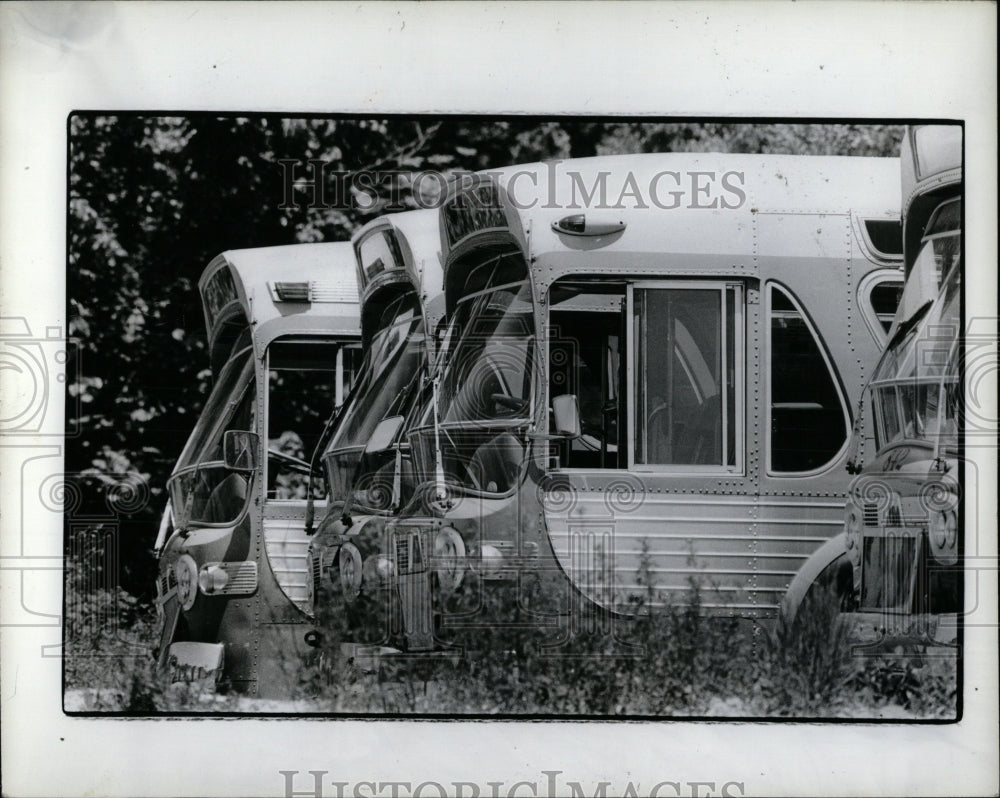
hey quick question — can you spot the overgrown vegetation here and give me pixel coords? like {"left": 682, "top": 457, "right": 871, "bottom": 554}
{"left": 65, "top": 554, "right": 957, "bottom": 718}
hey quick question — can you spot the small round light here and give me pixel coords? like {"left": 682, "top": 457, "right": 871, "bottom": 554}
{"left": 478, "top": 543, "right": 506, "bottom": 578}
{"left": 433, "top": 527, "right": 466, "bottom": 594}
{"left": 175, "top": 554, "right": 199, "bottom": 611}
{"left": 928, "top": 509, "right": 958, "bottom": 565}
{"left": 198, "top": 564, "right": 229, "bottom": 595}
{"left": 339, "top": 542, "right": 363, "bottom": 602}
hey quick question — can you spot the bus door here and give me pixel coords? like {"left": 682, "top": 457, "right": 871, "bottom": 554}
{"left": 544, "top": 278, "right": 753, "bottom": 617}
{"left": 258, "top": 337, "right": 362, "bottom": 621}
{"left": 240, "top": 335, "right": 361, "bottom": 687}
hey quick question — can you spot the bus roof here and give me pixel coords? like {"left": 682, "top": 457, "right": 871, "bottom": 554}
{"left": 900, "top": 126, "right": 962, "bottom": 271}
{"left": 198, "top": 242, "right": 360, "bottom": 370}
{"left": 441, "top": 153, "right": 900, "bottom": 301}
{"left": 352, "top": 208, "right": 446, "bottom": 345}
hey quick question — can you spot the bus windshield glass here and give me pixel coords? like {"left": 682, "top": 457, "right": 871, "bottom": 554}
{"left": 893, "top": 198, "right": 960, "bottom": 333}
{"left": 168, "top": 345, "right": 255, "bottom": 528}
{"left": 872, "top": 262, "right": 960, "bottom": 450}
{"left": 409, "top": 281, "right": 535, "bottom": 496}
{"left": 438, "top": 281, "right": 535, "bottom": 424}
{"left": 323, "top": 293, "right": 426, "bottom": 511}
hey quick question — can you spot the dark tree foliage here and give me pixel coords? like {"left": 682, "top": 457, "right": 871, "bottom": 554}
{"left": 66, "top": 116, "right": 902, "bottom": 598}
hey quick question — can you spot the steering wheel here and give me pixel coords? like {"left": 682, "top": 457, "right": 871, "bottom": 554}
{"left": 491, "top": 393, "right": 528, "bottom": 413}
{"left": 645, "top": 403, "right": 670, "bottom": 429}
{"left": 579, "top": 417, "right": 605, "bottom": 437}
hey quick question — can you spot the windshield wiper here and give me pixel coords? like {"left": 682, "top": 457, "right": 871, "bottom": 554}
{"left": 431, "top": 370, "right": 449, "bottom": 504}
{"left": 885, "top": 300, "right": 933, "bottom": 351}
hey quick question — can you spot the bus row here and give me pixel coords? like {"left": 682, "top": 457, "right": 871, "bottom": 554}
{"left": 154, "top": 126, "right": 963, "bottom": 696}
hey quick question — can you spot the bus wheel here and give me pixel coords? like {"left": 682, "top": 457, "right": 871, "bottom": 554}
{"left": 809, "top": 553, "right": 857, "bottom": 612}
{"left": 782, "top": 534, "right": 857, "bottom": 628}
{"left": 781, "top": 553, "right": 857, "bottom": 645}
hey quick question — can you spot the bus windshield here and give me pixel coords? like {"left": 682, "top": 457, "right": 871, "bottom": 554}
{"left": 871, "top": 263, "right": 960, "bottom": 450}
{"left": 891, "top": 198, "right": 960, "bottom": 337}
{"left": 323, "top": 293, "right": 426, "bottom": 512}
{"left": 409, "top": 281, "right": 535, "bottom": 496}
{"left": 168, "top": 345, "right": 255, "bottom": 528}
{"left": 438, "top": 281, "right": 535, "bottom": 424}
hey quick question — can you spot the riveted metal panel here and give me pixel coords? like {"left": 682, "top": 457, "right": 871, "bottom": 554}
{"left": 262, "top": 517, "right": 313, "bottom": 614}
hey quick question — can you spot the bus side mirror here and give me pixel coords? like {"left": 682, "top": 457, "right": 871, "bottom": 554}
{"left": 552, "top": 394, "right": 581, "bottom": 438}
{"left": 223, "top": 430, "right": 259, "bottom": 472}
{"left": 366, "top": 415, "right": 404, "bottom": 454}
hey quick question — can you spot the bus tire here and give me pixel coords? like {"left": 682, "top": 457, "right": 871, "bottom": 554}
{"left": 782, "top": 533, "right": 854, "bottom": 625}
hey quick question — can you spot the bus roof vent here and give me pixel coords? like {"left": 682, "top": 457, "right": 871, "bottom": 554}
{"left": 270, "top": 281, "right": 356, "bottom": 304}
{"left": 309, "top": 282, "right": 357, "bottom": 303}
{"left": 272, "top": 281, "right": 310, "bottom": 302}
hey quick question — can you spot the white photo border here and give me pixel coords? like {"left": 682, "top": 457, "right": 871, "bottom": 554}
{"left": 1, "top": 2, "right": 996, "bottom": 797}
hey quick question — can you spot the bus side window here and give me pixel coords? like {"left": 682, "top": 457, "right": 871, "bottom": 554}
{"left": 768, "top": 284, "right": 849, "bottom": 472}
{"left": 631, "top": 284, "right": 741, "bottom": 470}
{"left": 549, "top": 293, "right": 625, "bottom": 469}
{"left": 870, "top": 278, "right": 904, "bottom": 335}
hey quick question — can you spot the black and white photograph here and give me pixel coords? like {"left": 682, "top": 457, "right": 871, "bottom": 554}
{"left": 1, "top": 3, "right": 996, "bottom": 797}
{"left": 60, "top": 115, "right": 963, "bottom": 721}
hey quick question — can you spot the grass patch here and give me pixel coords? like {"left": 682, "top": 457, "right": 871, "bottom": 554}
{"left": 64, "top": 552, "right": 957, "bottom": 717}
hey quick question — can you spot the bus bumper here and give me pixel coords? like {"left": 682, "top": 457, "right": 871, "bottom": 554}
{"left": 166, "top": 641, "right": 225, "bottom": 684}
{"left": 842, "top": 612, "right": 959, "bottom": 652}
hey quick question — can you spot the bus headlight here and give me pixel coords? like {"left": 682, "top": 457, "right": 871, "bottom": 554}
{"left": 478, "top": 543, "right": 506, "bottom": 579}
{"left": 198, "top": 564, "right": 229, "bottom": 595}
{"left": 338, "top": 542, "right": 363, "bottom": 602}
{"left": 175, "top": 554, "right": 199, "bottom": 611}
{"left": 928, "top": 508, "right": 958, "bottom": 565}
{"left": 844, "top": 502, "right": 863, "bottom": 569}
{"left": 432, "top": 527, "right": 466, "bottom": 594}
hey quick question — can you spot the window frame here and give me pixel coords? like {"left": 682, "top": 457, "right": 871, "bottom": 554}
{"left": 765, "top": 281, "right": 851, "bottom": 477}
{"left": 857, "top": 269, "right": 905, "bottom": 346}
{"left": 626, "top": 280, "right": 745, "bottom": 475}
{"left": 335, "top": 342, "right": 363, "bottom": 407}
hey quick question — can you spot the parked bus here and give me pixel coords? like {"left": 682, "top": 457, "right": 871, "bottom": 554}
{"left": 332, "top": 153, "right": 905, "bottom": 653}
{"left": 307, "top": 209, "right": 445, "bottom": 658}
{"left": 788, "top": 125, "right": 962, "bottom": 649}
{"left": 154, "top": 243, "right": 361, "bottom": 695}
